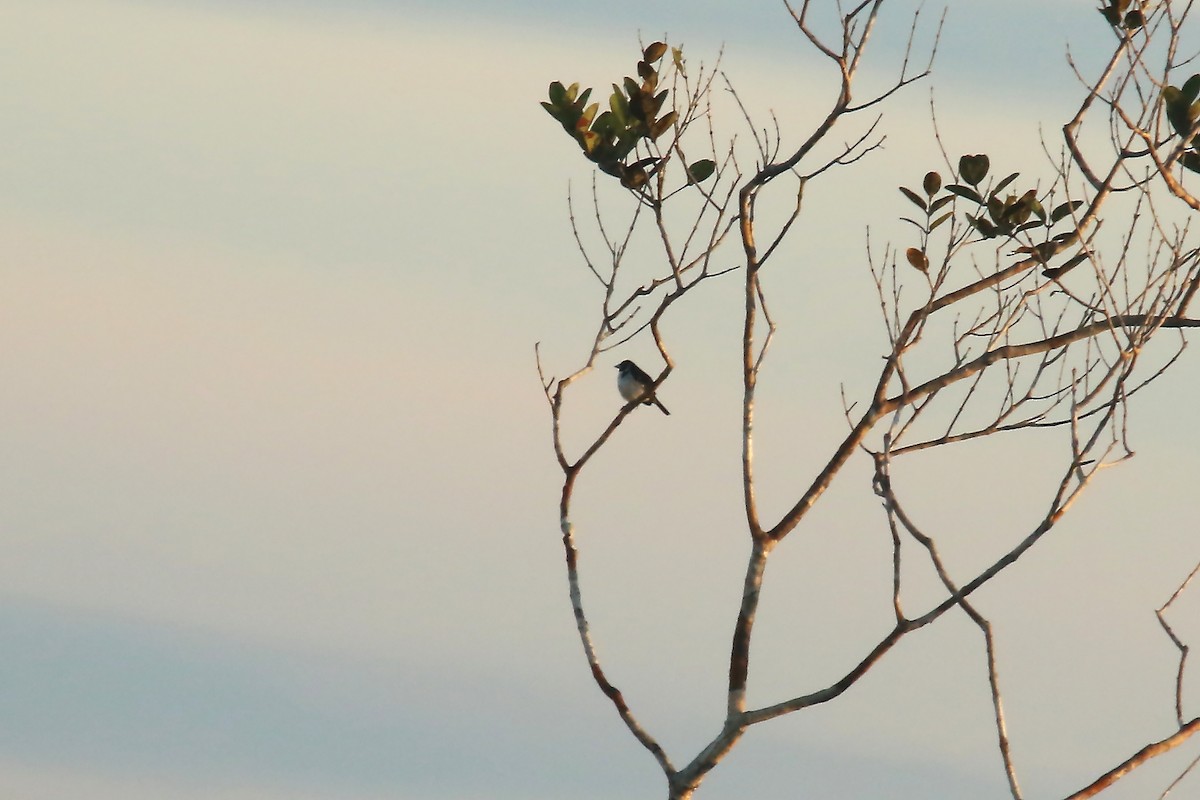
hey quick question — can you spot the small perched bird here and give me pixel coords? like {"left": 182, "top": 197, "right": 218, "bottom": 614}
{"left": 615, "top": 359, "right": 670, "bottom": 415}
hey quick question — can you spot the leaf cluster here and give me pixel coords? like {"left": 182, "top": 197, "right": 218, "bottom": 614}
{"left": 1164, "top": 75, "right": 1200, "bottom": 173}
{"left": 540, "top": 43, "right": 715, "bottom": 190}
{"left": 900, "top": 154, "right": 1088, "bottom": 277}
{"left": 1098, "top": 0, "right": 1146, "bottom": 29}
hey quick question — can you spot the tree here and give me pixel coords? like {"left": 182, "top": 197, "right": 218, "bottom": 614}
{"left": 536, "top": 2, "right": 1200, "bottom": 798}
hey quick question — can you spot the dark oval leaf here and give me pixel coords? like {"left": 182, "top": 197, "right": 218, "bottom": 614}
{"left": 1184, "top": 74, "right": 1200, "bottom": 103}
{"left": 643, "top": 41, "right": 668, "bottom": 63}
{"left": 1165, "top": 87, "right": 1194, "bottom": 137}
{"left": 959, "top": 154, "right": 990, "bottom": 186}
{"left": 923, "top": 171, "right": 942, "bottom": 196}
{"left": 591, "top": 110, "right": 614, "bottom": 136}
{"left": 929, "top": 211, "right": 954, "bottom": 231}
{"left": 906, "top": 247, "right": 929, "bottom": 272}
{"left": 687, "top": 159, "right": 717, "bottom": 183}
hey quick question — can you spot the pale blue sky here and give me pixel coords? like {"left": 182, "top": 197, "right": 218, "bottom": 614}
{"left": 1, "top": 1, "right": 1198, "bottom": 799}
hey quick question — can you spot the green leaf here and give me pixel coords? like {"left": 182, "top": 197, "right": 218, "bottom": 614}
{"left": 1184, "top": 75, "right": 1200, "bottom": 103}
{"left": 649, "top": 89, "right": 669, "bottom": 118}
{"left": 1015, "top": 241, "right": 1060, "bottom": 263}
{"left": 1044, "top": 251, "right": 1090, "bottom": 280}
{"left": 548, "top": 81, "right": 567, "bottom": 106}
{"left": 1029, "top": 198, "right": 1047, "bottom": 223}
{"left": 610, "top": 88, "right": 629, "bottom": 123}
{"left": 1050, "top": 200, "right": 1085, "bottom": 223}
{"left": 1165, "top": 87, "right": 1195, "bottom": 137}
{"left": 959, "top": 154, "right": 990, "bottom": 186}
{"left": 946, "top": 184, "right": 983, "bottom": 204}
{"left": 1181, "top": 151, "right": 1200, "bottom": 174}
{"left": 991, "top": 172, "right": 1020, "bottom": 196}
{"left": 591, "top": 110, "right": 614, "bottom": 136}
{"left": 966, "top": 214, "right": 998, "bottom": 238}
{"left": 929, "top": 211, "right": 953, "bottom": 231}
{"left": 922, "top": 171, "right": 942, "bottom": 196}
{"left": 624, "top": 76, "right": 640, "bottom": 100}
{"left": 987, "top": 195, "right": 1006, "bottom": 223}
{"left": 687, "top": 159, "right": 716, "bottom": 183}
{"left": 1006, "top": 189, "right": 1041, "bottom": 224}
{"left": 1099, "top": 0, "right": 1129, "bottom": 25}
{"left": 644, "top": 41, "right": 668, "bottom": 63}
{"left": 899, "top": 186, "right": 927, "bottom": 212}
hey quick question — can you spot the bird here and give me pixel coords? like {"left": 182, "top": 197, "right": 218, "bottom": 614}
{"left": 615, "top": 360, "right": 670, "bottom": 415}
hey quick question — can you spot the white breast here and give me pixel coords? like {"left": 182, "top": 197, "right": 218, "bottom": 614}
{"left": 617, "top": 371, "right": 645, "bottom": 402}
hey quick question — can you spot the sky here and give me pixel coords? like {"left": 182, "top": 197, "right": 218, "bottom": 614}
{"left": 1, "top": 0, "right": 1198, "bottom": 798}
